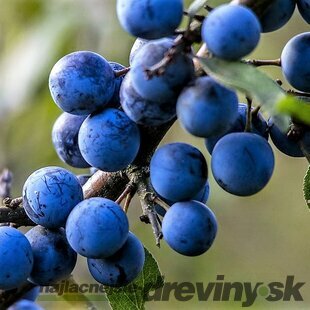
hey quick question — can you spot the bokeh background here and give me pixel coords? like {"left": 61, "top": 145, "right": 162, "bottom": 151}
{"left": 0, "top": 0, "right": 309, "bottom": 309}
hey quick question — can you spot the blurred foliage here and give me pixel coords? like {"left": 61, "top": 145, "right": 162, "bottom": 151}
{"left": 0, "top": 0, "right": 309, "bottom": 309}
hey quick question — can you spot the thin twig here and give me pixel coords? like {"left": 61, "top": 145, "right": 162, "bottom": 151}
{"left": 243, "top": 58, "right": 281, "bottom": 67}
{"left": 145, "top": 35, "right": 185, "bottom": 78}
{"left": 115, "top": 183, "right": 135, "bottom": 205}
{"left": 153, "top": 197, "right": 170, "bottom": 210}
{"left": 140, "top": 197, "right": 163, "bottom": 247}
{"left": 123, "top": 191, "right": 134, "bottom": 213}
{"left": 127, "top": 167, "right": 163, "bottom": 246}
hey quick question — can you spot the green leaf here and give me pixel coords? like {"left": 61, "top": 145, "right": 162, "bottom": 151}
{"left": 188, "top": 0, "right": 208, "bottom": 17}
{"left": 304, "top": 166, "right": 310, "bottom": 208}
{"left": 105, "top": 248, "right": 164, "bottom": 310}
{"left": 198, "top": 57, "right": 293, "bottom": 129}
{"left": 277, "top": 96, "right": 310, "bottom": 126}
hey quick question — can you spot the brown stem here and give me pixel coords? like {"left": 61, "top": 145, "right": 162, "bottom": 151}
{"left": 153, "top": 197, "right": 170, "bottom": 210}
{"left": 243, "top": 59, "right": 281, "bottom": 67}
{"left": 123, "top": 191, "right": 134, "bottom": 213}
{"left": 114, "top": 67, "right": 130, "bottom": 78}
{"left": 144, "top": 35, "right": 186, "bottom": 79}
{"left": 115, "top": 183, "right": 135, "bottom": 205}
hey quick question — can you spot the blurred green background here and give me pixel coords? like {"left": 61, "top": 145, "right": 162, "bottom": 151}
{"left": 0, "top": 0, "right": 309, "bottom": 309}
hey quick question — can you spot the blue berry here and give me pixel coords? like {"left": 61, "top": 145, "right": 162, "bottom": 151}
{"left": 162, "top": 201, "right": 217, "bottom": 256}
{"left": 49, "top": 51, "right": 115, "bottom": 115}
{"left": 0, "top": 227, "right": 33, "bottom": 290}
{"left": 205, "top": 103, "right": 269, "bottom": 154}
{"left": 26, "top": 226, "right": 77, "bottom": 286}
{"left": 66, "top": 197, "right": 129, "bottom": 258}
{"left": 78, "top": 108, "right": 140, "bottom": 172}
{"left": 52, "top": 113, "right": 90, "bottom": 168}
{"left": 177, "top": 76, "right": 238, "bottom": 137}
{"left": 8, "top": 300, "right": 43, "bottom": 310}
{"left": 150, "top": 143, "right": 208, "bottom": 201}
{"left": 117, "top": 0, "right": 183, "bottom": 40}
{"left": 281, "top": 32, "right": 310, "bottom": 92}
{"left": 120, "top": 73, "right": 176, "bottom": 126}
{"left": 211, "top": 133, "right": 275, "bottom": 196}
{"left": 259, "top": 0, "right": 295, "bottom": 32}
{"left": 88, "top": 232, "right": 144, "bottom": 287}
{"left": 268, "top": 118, "right": 310, "bottom": 157}
{"left": 131, "top": 38, "right": 195, "bottom": 103}
{"left": 202, "top": 4, "right": 261, "bottom": 60}
{"left": 297, "top": 0, "right": 310, "bottom": 23}
{"left": 23, "top": 167, "right": 83, "bottom": 228}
